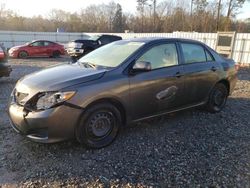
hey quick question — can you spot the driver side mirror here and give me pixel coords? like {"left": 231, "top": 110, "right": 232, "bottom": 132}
{"left": 131, "top": 61, "right": 152, "bottom": 74}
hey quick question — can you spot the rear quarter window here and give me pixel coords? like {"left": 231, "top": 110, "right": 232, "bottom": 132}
{"left": 205, "top": 50, "right": 215, "bottom": 62}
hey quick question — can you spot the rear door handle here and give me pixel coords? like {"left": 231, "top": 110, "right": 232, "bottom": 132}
{"left": 211, "top": 66, "right": 217, "bottom": 72}
{"left": 175, "top": 72, "right": 183, "bottom": 78}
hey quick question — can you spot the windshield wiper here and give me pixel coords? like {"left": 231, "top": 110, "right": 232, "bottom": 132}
{"left": 78, "top": 61, "right": 96, "bottom": 69}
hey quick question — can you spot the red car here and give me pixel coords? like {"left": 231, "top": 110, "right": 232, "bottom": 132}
{"left": 8, "top": 40, "right": 65, "bottom": 58}
{"left": 0, "top": 45, "right": 7, "bottom": 62}
{"left": 0, "top": 45, "right": 11, "bottom": 77}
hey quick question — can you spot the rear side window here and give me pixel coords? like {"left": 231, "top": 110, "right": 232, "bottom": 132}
{"left": 181, "top": 43, "right": 206, "bottom": 64}
{"left": 99, "top": 36, "right": 111, "bottom": 44}
{"left": 44, "top": 41, "right": 52, "bottom": 46}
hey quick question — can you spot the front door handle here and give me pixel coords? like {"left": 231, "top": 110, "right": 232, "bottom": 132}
{"left": 211, "top": 66, "right": 217, "bottom": 72}
{"left": 175, "top": 72, "right": 183, "bottom": 78}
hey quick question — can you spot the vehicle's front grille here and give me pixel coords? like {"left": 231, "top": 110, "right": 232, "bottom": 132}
{"left": 14, "top": 90, "right": 29, "bottom": 106}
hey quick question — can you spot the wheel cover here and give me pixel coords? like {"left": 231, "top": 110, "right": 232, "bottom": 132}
{"left": 87, "top": 112, "right": 114, "bottom": 139}
{"left": 19, "top": 52, "right": 27, "bottom": 58}
{"left": 213, "top": 89, "right": 226, "bottom": 108}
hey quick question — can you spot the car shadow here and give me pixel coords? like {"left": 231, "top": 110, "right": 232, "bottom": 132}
{"left": 1, "top": 97, "right": 250, "bottom": 186}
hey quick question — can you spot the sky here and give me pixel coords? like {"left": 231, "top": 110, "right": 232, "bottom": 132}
{"left": 1, "top": 0, "right": 250, "bottom": 20}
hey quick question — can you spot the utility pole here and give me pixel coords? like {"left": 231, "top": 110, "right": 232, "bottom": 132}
{"left": 216, "top": 0, "right": 222, "bottom": 31}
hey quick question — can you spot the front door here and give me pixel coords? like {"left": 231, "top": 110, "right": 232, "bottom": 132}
{"left": 129, "top": 42, "right": 185, "bottom": 120}
{"left": 29, "top": 41, "right": 46, "bottom": 56}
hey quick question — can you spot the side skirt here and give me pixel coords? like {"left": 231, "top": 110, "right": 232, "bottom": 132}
{"left": 132, "top": 101, "right": 206, "bottom": 123}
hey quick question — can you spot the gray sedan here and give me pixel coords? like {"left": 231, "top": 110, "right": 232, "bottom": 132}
{"left": 8, "top": 38, "right": 237, "bottom": 148}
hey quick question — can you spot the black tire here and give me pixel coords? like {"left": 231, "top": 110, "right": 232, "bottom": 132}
{"left": 76, "top": 103, "right": 122, "bottom": 148}
{"left": 52, "top": 51, "right": 60, "bottom": 58}
{"left": 18, "top": 51, "right": 28, "bottom": 58}
{"left": 71, "top": 56, "right": 78, "bottom": 63}
{"left": 205, "top": 83, "right": 228, "bottom": 113}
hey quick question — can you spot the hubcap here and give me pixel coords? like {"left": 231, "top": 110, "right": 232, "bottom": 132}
{"left": 214, "top": 90, "right": 225, "bottom": 107}
{"left": 20, "top": 52, "right": 27, "bottom": 58}
{"left": 87, "top": 112, "right": 114, "bottom": 138}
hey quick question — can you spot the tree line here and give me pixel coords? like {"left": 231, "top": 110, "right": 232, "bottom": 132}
{"left": 0, "top": 0, "right": 249, "bottom": 33}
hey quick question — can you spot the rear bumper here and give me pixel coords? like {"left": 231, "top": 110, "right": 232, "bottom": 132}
{"left": 8, "top": 103, "right": 82, "bottom": 143}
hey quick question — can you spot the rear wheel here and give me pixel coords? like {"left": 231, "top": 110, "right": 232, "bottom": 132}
{"left": 76, "top": 103, "right": 121, "bottom": 148}
{"left": 18, "top": 51, "right": 28, "bottom": 58}
{"left": 205, "top": 83, "right": 228, "bottom": 113}
{"left": 52, "top": 51, "right": 60, "bottom": 58}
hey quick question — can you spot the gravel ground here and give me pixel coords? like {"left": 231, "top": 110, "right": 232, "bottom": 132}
{"left": 0, "top": 58, "right": 250, "bottom": 187}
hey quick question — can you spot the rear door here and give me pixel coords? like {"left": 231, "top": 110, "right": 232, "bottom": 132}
{"left": 44, "top": 41, "right": 55, "bottom": 56}
{"left": 129, "top": 42, "right": 185, "bottom": 120}
{"left": 179, "top": 42, "right": 220, "bottom": 105}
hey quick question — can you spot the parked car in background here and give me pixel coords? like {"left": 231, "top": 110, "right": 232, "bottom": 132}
{"left": 8, "top": 38, "right": 237, "bottom": 148}
{"left": 0, "top": 44, "right": 11, "bottom": 78}
{"left": 0, "top": 44, "right": 7, "bottom": 62}
{"left": 8, "top": 40, "right": 65, "bottom": 58}
{"left": 67, "top": 34, "right": 122, "bottom": 62}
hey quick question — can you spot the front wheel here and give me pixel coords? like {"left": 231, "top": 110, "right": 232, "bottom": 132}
{"left": 18, "top": 51, "right": 28, "bottom": 58}
{"left": 205, "top": 83, "right": 228, "bottom": 113}
{"left": 75, "top": 103, "right": 121, "bottom": 148}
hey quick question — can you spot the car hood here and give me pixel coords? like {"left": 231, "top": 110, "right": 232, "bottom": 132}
{"left": 16, "top": 63, "right": 106, "bottom": 94}
{"left": 10, "top": 45, "right": 26, "bottom": 49}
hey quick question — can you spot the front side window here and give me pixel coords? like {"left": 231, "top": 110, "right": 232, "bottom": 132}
{"left": 181, "top": 43, "right": 206, "bottom": 64}
{"left": 137, "top": 43, "right": 178, "bottom": 70}
{"left": 31, "top": 41, "right": 44, "bottom": 47}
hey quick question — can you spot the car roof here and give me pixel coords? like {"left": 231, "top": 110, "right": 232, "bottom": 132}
{"left": 122, "top": 37, "right": 204, "bottom": 45}
{"left": 30, "top": 40, "right": 55, "bottom": 43}
{"left": 101, "top": 34, "right": 121, "bottom": 38}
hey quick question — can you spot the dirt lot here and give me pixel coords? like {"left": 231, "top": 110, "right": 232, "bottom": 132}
{"left": 0, "top": 58, "right": 250, "bottom": 187}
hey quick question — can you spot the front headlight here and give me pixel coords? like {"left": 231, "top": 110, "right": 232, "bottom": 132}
{"left": 10, "top": 47, "right": 19, "bottom": 52}
{"left": 36, "top": 91, "right": 76, "bottom": 110}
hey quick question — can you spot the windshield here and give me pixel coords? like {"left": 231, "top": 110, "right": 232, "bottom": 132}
{"left": 78, "top": 40, "right": 145, "bottom": 68}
